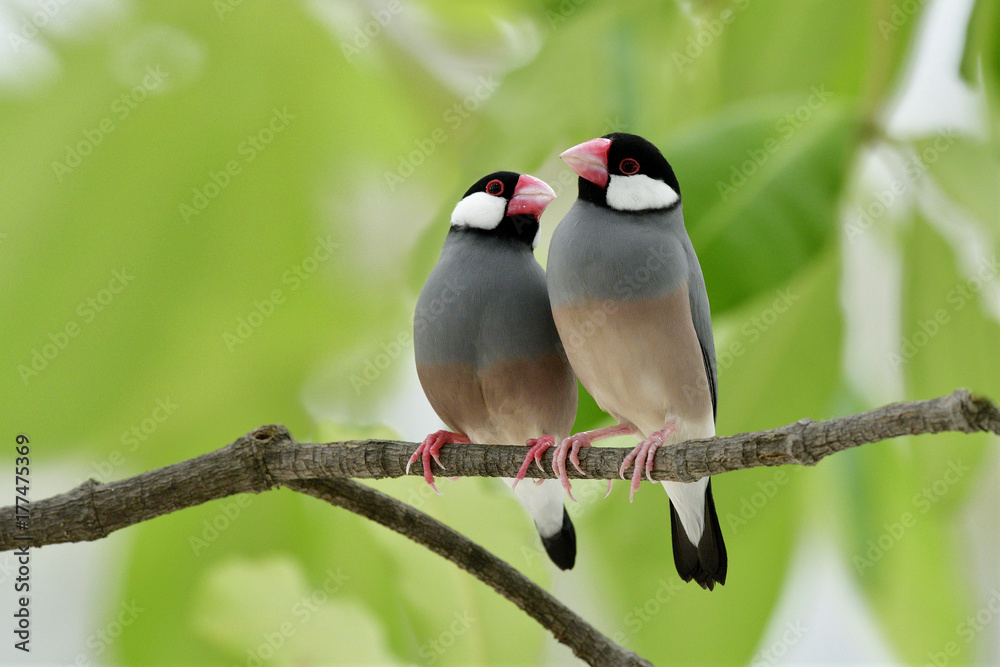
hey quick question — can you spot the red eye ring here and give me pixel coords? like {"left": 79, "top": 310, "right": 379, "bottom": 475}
{"left": 619, "top": 158, "right": 640, "bottom": 175}
{"left": 486, "top": 179, "right": 504, "bottom": 196}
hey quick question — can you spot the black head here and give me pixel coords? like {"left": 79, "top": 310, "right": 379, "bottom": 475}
{"left": 562, "top": 133, "right": 681, "bottom": 211}
{"left": 449, "top": 171, "right": 556, "bottom": 246}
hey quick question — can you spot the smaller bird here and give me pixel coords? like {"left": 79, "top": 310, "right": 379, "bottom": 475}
{"left": 410, "top": 171, "right": 580, "bottom": 570}
{"left": 545, "top": 133, "right": 727, "bottom": 589}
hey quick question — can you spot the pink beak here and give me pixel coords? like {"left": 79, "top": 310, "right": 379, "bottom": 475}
{"left": 507, "top": 174, "right": 557, "bottom": 219}
{"left": 560, "top": 137, "right": 611, "bottom": 188}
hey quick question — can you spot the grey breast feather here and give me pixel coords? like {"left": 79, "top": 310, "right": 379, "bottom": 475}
{"left": 415, "top": 233, "right": 562, "bottom": 368}
{"left": 547, "top": 199, "right": 689, "bottom": 307}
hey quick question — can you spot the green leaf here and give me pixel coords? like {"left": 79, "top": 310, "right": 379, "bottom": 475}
{"left": 838, "top": 437, "right": 973, "bottom": 664}
{"left": 898, "top": 216, "right": 998, "bottom": 500}
{"left": 714, "top": 0, "right": 923, "bottom": 108}
{"left": 837, "top": 216, "right": 998, "bottom": 664}
{"left": 919, "top": 136, "right": 1000, "bottom": 236}
{"left": 673, "top": 97, "right": 859, "bottom": 312}
{"left": 961, "top": 0, "right": 1000, "bottom": 86}
{"left": 192, "top": 556, "right": 399, "bottom": 665}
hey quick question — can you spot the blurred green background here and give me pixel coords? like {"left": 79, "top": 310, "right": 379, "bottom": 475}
{"left": 2, "top": 0, "right": 1000, "bottom": 664}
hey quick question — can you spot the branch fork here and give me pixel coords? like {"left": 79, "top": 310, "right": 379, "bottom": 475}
{"left": 2, "top": 389, "right": 997, "bottom": 666}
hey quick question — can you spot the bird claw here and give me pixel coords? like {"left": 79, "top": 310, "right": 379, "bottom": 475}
{"left": 554, "top": 423, "right": 640, "bottom": 502}
{"left": 513, "top": 435, "right": 556, "bottom": 490}
{"left": 553, "top": 435, "right": 593, "bottom": 501}
{"left": 646, "top": 451, "right": 658, "bottom": 484}
{"left": 409, "top": 430, "right": 470, "bottom": 493}
{"left": 618, "top": 449, "right": 639, "bottom": 480}
{"left": 619, "top": 427, "right": 673, "bottom": 502}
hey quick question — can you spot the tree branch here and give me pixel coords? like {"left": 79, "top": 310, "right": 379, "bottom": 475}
{"left": 266, "top": 389, "right": 1000, "bottom": 483}
{"left": 2, "top": 389, "right": 998, "bottom": 555}
{"left": 286, "top": 477, "right": 651, "bottom": 666}
{"left": 1, "top": 424, "right": 649, "bottom": 666}
{"left": 252, "top": 388, "right": 1000, "bottom": 483}
{"left": 1, "top": 389, "right": 996, "bottom": 663}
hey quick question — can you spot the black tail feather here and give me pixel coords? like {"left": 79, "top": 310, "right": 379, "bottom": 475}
{"left": 540, "top": 507, "right": 576, "bottom": 570}
{"left": 670, "top": 479, "right": 727, "bottom": 590}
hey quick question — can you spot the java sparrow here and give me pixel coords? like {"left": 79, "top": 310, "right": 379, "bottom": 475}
{"left": 544, "top": 133, "right": 727, "bottom": 589}
{"left": 409, "top": 171, "right": 579, "bottom": 569}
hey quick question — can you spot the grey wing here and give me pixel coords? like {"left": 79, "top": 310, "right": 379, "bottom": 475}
{"left": 684, "top": 238, "right": 717, "bottom": 422}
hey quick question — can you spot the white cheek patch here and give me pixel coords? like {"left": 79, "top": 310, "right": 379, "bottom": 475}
{"left": 606, "top": 174, "right": 680, "bottom": 211}
{"left": 450, "top": 191, "right": 507, "bottom": 230}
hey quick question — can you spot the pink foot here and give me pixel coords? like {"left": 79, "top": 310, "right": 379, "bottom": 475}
{"left": 406, "top": 430, "right": 470, "bottom": 494}
{"left": 554, "top": 424, "right": 638, "bottom": 501}
{"left": 619, "top": 423, "right": 677, "bottom": 503}
{"left": 512, "top": 435, "right": 556, "bottom": 490}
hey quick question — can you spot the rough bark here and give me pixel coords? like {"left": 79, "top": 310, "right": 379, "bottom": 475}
{"left": 2, "top": 389, "right": 997, "bottom": 665}
{"left": 287, "top": 477, "right": 651, "bottom": 666}
{"left": 2, "top": 389, "right": 997, "bottom": 554}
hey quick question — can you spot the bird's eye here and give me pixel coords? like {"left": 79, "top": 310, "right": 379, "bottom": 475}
{"left": 619, "top": 158, "right": 640, "bottom": 175}
{"left": 486, "top": 179, "right": 504, "bottom": 196}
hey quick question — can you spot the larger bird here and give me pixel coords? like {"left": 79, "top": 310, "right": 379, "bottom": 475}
{"left": 410, "top": 171, "right": 579, "bottom": 569}
{"left": 545, "top": 133, "right": 727, "bottom": 589}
